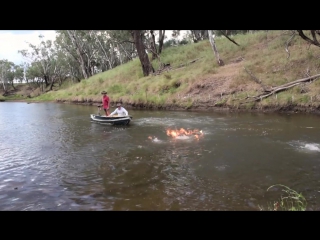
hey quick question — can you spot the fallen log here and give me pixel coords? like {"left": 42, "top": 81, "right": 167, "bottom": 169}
{"left": 241, "top": 73, "right": 320, "bottom": 103}
{"left": 152, "top": 57, "right": 203, "bottom": 76}
{"left": 271, "top": 73, "right": 320, "bottom": 91}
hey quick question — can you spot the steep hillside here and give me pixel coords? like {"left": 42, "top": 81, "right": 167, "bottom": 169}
{"left": 6, "top": 31, "right": 320, "bottom": 113}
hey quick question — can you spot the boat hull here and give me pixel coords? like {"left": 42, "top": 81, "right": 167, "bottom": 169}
{"left": 90, "top": 114, "right": 132, "bottom": 125}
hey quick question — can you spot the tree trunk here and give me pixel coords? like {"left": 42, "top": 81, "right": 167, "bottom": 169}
{"left": 131, "top": 30, "right": 154, "bottom": 77}
{"left": 117, "top": 43, "right": 123, "bottom": 65}
{"left": 158, "top": 30, "right": 165, "bottom": 54}
{"left": 118, "top": 43, "right": 133, "bottom": 62}
{"left": 1, "top": 81, "right": 6, "bottom": 93}
{"left": 66, "top": 30, "right": 89, "bottom": 79}
{"left": 191, "top": 30, "right": 202, "bottom": 42}
{"left": 1, "top": 77, "right": 6, "bottom": 93}
{"left": 110, "top": 42, "right": 115, "bottom": 68}
{"left": 97, "top": 37, "right": 112, "bottom": 69}
{"left": 201, "top": 30, "right": 208, "bottom": 39}
{"left": 44, "top": 75, "right": 49, "bottom": 87}
{"left": 49, "top": 78, "right": 55, "bottom": 91}
{"left": 208, "top": 30, "right": 224, "bottom": 66}
{"left": 11, "top": 81, "right": 16, "bottom": 90}
{"left": 150, "top": 30, "right": 158, "bottom": 60}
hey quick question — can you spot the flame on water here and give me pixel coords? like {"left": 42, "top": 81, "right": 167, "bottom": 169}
{"left": 166, "top": 128, "right": 204, "bottom": 139}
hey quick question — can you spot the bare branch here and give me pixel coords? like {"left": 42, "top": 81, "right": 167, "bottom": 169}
{"left": 117, "top": 40, "right": 135, "bottom": 44}
{"left": 218, "top": 30, "right": 240, "bottom": 46}
{"left": 310, "top": 30, "right": 320, "bottom": 45}
{"left": 285, "top": 31, "right": 296, "bottom": 59}
{"left": 297, "top": 30, "right": 320, "bottom": 47}
{"left": 145, "top": 47, "right": 161, "bottom": 62}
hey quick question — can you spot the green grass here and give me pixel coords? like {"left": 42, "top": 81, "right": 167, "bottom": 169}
{"left": 4, "top": 30, "right": 320, "bottom": 110}
{"left": 259, "top": 184, "right": 307, "bottom": 211}
{"left": 31, "top": 36, "right": 225, "bottom": 105}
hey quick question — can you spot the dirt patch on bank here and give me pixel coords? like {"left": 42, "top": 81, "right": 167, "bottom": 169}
{"left": 0, "top": 85, "right": 41, "bottom": 98}
{"left": 171, "top": 57, "right": 264, "bottom": 105}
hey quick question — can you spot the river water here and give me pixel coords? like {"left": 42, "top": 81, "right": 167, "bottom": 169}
{"left": 1, "top": 102, "right": 320, "bottom": 211}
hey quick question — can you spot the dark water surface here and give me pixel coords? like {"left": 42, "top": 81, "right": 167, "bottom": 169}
{"left": 1, "top": 102, "right": 320, "bottom": 210}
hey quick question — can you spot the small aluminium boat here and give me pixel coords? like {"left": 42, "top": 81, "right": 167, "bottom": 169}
{"left": 90, "top": 114, "right": 132, "bottom": 125}
{"left": 90, "top": 106, "right": 132, "bottom": 125}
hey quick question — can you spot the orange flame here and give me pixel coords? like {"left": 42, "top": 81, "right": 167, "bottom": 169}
{"left": 166, "top": 128, "right": 204, "bottom": 139}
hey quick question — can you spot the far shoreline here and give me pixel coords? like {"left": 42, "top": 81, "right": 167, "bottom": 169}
{"left": 4, "top": 98, "right": 320, "bottom": 115}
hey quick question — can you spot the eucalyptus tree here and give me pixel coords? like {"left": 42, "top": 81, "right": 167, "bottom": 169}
{"left": 51, "top": 48, "right": 73, "bottom": 86}
{"left": 208, "top": 30, "right": 224, "bottom": 66}
{"left": 99, "top": 30, "right": 152, "bottom": 76}
{"left": 54, "top": 36, "right": 83, "bottom": 83}
{"left": 13, "top": 64, "right": 24, "bottom": 84}
{"left": 90, "top": 31, "right": 114, "bottom": 71}
{"left": 146, "top": 30, "right": 166, "bottom": 60}
{"left": 77, "top": 31, "right": 100, "bottom": 76}
{"left": 56, "top": 30, "right": 127, "bottom": 79}
{"left": 18, "top": 35, "right": 57, "bottom": 90}
{"left": 89, "top": 30, "right": 127, "bottom": 71}
{"left": 158, "top": 30, "right": 166, "bottom": 54}
{"left": 25, "top": 62, "right": 44, "bottom": 90}
{"left": 65, "top": 30, "right": 90, "bottom": 79}
{"left": 98, "top": 30, "right": 161, "bottom": 74}
{"left": 56, "top": 30, "right": 88, "bottom": 80}
{"left": 207, "top": 30, "right": 241, "bottom": 67}
{"left": 190, "top": 30, "right": 209, "bottom": 42}
{"left": 55, "top": 30, "right": 100, "bottom": 79}
{"left": 103, "top": 30, "right": 137, "bottom": 65}
{"left": 55, "top": 30, "right": 162, "bottom": 79}
{"left": 0, "top": 60, "right": 15, "bottom": 94}
{"left": 131, "top": 30, "right": 154, "bottom": 76}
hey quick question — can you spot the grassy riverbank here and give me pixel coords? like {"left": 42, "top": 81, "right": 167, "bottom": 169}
{"left": 3, "top": 30, "right": 320, "bottom": 113}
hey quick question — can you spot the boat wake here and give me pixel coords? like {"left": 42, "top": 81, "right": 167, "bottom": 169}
{"left": 288, "top": 140, "right": 320, "bottom": 153}
{"left": 304, "top": 143, "right": 320, "bottom": 151}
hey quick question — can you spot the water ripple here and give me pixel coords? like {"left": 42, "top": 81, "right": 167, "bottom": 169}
{"left": 1, "top": 103, "right": 320, "bottom": 210}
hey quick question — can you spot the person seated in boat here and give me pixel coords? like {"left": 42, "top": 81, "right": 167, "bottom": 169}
{"left": 108, "top": 102, "right": 129, "bottom": 116}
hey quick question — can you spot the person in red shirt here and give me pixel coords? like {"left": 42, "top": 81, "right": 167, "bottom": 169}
{"left": 101, "top": 91, "right": 110, "bottom": 116}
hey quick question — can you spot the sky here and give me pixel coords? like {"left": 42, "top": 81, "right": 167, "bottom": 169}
{"left": 0, "top": 30, "right": 187, "bottom": 66}
{"left": 0, "top": 30, "right": 57, "bottom": 65}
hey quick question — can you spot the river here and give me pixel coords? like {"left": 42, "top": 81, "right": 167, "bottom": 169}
{"left": 1, "top": 102, "right": 320, "bottom": 210}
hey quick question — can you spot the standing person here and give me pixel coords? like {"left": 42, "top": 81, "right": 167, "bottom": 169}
{"left": 108, "top": 102, "right": 129, "bottom": 116}
{"left": 101, "top": 91, "right": 110, "bottom": 116}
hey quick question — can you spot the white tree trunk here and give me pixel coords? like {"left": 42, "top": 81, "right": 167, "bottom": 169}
{"left": 208, "top": 30, "right": 224, "bottom": 66}
{"left": 94, "top": 33, "right": 112, "bottom": 69}
{"left": 66, "top": 30, "right": 89, "bottom": 79}
{"left": 117, "top": 43, "right": 123, "bottom": 65}
{"left": 1, "top": 65, "right": 7, "bottom": 92}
